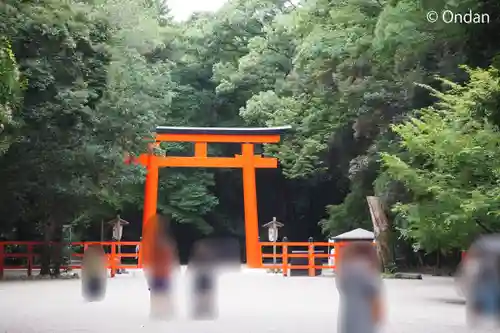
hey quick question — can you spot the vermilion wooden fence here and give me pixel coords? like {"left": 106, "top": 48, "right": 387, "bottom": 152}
{"left": 259, "top": 241, "right": 347, "bottom": 277}
{"left": 0, "top": 240, "right": 360, "bottom": 279}
{"left": 0, "top": 241, "right": 141, "bottom": 279}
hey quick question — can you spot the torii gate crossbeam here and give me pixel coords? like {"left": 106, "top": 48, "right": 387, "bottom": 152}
{"left": 126, "top": 126, "right": 291, "bottom": 268}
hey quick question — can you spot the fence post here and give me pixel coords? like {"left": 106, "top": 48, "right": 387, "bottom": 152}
{"left": 0, "top": 243, "right": 4, "bottom": 279}
{"left": 282, "top": 237, "right": 288, "bottom": 277}
{"left": 110, "top": 242, "right": 116, "bottom": 278}
{"left": 308, "top": 237, "right": 314, "bottom": 277}
{"left": 27, "top": 244, "right": 33, "bottom": 277}
{"left": 137, "top": 241, "right": 142, "bottom": 268}
{"left": 258, "top": 236, "right": 263, "bottom": 268}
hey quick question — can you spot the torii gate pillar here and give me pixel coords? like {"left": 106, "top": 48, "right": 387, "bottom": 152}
{"left": 127, "top": 126, "right": 291, "bottom": 268}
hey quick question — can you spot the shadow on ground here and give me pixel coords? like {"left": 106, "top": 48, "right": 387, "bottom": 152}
{"left": 430, "top": 297, "right": 466, "bottom": 306}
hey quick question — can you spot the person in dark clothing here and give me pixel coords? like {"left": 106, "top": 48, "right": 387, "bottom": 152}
{"left": 189, "top": 240, "right": 218, "bottom": 319}
{"left": 81, "top": 245, "right": 107, "bottom": 302}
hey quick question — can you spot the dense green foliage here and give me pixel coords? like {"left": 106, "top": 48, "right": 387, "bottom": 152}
{"left": 0, "top": 37, "right": 22, "bottom": 154}
{"left": 1, "top": 0, "right": 500, "bottom": 269}
{"left": 382, "top": 67, "right": 500, "bottom": 252}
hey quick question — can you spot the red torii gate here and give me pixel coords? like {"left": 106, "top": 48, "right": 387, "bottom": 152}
{"left": 125, "top": 126, "right": 290, "bottom": 268}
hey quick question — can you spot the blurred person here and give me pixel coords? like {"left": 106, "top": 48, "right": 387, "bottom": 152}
{"left": 460, "top": 235, "right": 500, "bottom": 328}
{"left": 81, "top": 244, "right": 107, "bottom": 302}
{"left": 188, "top": 239, "right": 218, "bottom": 319}
{"left": 142, "top": 215, "right": 179, "bottom": 320}
{"left": 336, "top": 241, "right": 384, "bottom": 333}
{"left": 215, "top": 237, "right": 241, "bottom": 272}
{"left": 456, "top": 247, "right": 478, "bottom": 298}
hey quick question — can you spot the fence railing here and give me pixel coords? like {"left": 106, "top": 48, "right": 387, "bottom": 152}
{"left": 0, "top": 241, "right": 141, "bottom": 279}
{"left": 259, "top": 241, "right": 346, "bottom": 277}
{"left": 1, "top": 240, "right": 359, "bottom": 279}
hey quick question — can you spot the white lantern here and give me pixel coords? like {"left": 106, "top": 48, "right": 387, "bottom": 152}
{"left": 112, "top": 223, "right": 123, "bottom": 241}
{"left": 268, "top": 227, "right": 278, "bottom": 242}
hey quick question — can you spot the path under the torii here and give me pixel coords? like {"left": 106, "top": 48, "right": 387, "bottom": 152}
{"left": 0, "top": 271, "right": 467, "bottom": 333}
{"left": 126, "top": 126, "right": 291, "bottom": 268}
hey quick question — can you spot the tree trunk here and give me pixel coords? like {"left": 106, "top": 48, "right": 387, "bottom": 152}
{"left": 40, "top": 221, "right": 54, "bottom": 276}
{"left": 366, "top": 196, "right": 394, "bottom": 272}
{"left": 51, "top": 225, "right": 64, "bottom": 276}
{"left": 417, "top": 252, "right": 424, "bottom": 267}
{"left": 51, "top": 243, "right": 63, "bottom": 276}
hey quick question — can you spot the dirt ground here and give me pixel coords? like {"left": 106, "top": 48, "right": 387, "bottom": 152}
{"left": 0, "top": 269, "right": 494, "bottom": 333}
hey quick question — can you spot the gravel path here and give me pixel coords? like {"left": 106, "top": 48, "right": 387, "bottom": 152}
{"left": 0, "top": 270, "right": 493, "bottom": 333}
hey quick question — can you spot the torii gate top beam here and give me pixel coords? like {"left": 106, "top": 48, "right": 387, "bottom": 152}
{"left": 154, "top": 126, "right": 292, "bottom": 143}
{"left": 129, "top": 126, "right": 292, "bottom": 169}
{"left": 155, "top": 125, "right": 291, "bottom": 135}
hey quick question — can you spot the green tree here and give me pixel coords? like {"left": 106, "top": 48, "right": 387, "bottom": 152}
{"left": 0, "top": 37, "right": 22, "bottom": 154}
{"left": 381, "top": 67, "right": 500, "bottom": 252}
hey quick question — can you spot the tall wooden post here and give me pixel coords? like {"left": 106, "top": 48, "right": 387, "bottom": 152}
{"left": 367, "top": 196, "right": 393, "bottom": 271}
{"left": 142, "top": 153, "right": 159, "bottom": 235}
{"left": 242, "top": 143, "right": 260, "bottom": 268}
